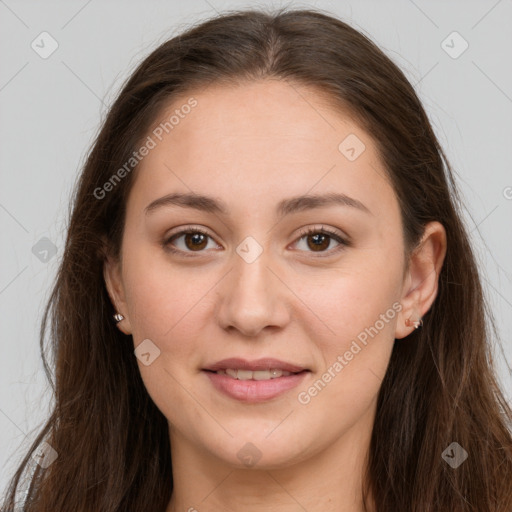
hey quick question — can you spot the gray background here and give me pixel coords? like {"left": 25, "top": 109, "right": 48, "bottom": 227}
{"left": 1, "top": 0, "right": 511, "bottom": 496}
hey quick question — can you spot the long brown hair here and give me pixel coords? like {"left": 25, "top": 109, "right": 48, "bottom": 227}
{"left": 2, "top": 7, "right": 511, "bottom": 511}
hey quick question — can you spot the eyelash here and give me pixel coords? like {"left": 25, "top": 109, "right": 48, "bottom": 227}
{"left": 162, "top": 225, "right": 349, "bottom": 258}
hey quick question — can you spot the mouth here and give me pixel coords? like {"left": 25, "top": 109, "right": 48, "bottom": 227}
{"left": 202, "top": 357, "right": 309, "bottom": 374}
{"left": 203, "top": 368, "right": 307, "bottom": 380}
{"left": 201, "top": 357, "right": 311, "bottom": 402}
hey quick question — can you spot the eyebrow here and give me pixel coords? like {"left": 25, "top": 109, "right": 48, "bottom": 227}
{"left": 144, "top": 191, "right": 372, "bottom": 217}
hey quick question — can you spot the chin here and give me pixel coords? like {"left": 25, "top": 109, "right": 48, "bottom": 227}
{"left": 208, "top": 434, "right": 314, "bottom": 471}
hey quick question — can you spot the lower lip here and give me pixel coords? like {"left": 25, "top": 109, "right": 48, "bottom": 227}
{"left": 203, "top": 370, "right": 309, "bottom": 403}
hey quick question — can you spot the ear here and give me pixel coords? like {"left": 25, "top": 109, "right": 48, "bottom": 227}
{"left": 395, "top": 221, "right": 447, "bottom": 339}
{"left": 103, "top": 253, "right": 133, "bottom": 335}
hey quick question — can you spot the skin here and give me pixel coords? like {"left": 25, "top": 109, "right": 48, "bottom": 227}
{"left": 104, "top": 79, "right": 446, "bottom": 512}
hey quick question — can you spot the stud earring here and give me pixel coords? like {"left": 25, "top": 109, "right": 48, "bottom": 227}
{"left": 405, "top": 316, "right": 423, "bottom": 329}
{"left": 113, "top": 313, "right": 124, "bottom": 323}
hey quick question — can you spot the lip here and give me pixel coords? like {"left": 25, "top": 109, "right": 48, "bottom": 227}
{"left": 202, "top": 357, "right": 307, "bottom": 373}
{"left": 202, "top": 358, "right": 310, "bottom": 403}
{"left": 203, "top": 369, "right": 309, "bottom": 403}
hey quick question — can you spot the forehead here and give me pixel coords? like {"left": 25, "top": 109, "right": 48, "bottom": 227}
{"left": 127, "top": 79, "right": 396, "bottom": 220}
{"left": 156, "top": 79, "right": 365, "bottom": 162}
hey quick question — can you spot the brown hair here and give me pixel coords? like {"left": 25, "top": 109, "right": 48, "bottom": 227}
{"left": 2, "top": 7, "right": 511, "bottom": 511}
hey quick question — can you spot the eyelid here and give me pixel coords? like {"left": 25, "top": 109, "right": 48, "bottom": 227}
{"left": 165, "top": 224, "right": 213, "bottom": 240}
{"left": 162, "top": 225, "right": 219, "bottom": 258}
{"left": 294, "top": 224, "right": 348, "bottom": 243}
{"left": 292, "top": 225, "right": 349, "bottom": 257}
{"left": 162, "top": 224, "right": 349, "bottom": 257}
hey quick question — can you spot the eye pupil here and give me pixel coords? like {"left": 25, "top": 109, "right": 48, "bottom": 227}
{"left": 308, "top": 233, "right": 329, "bottom": 251}
{"left": 185, "top": 232, "right": 208, "bottom": 250}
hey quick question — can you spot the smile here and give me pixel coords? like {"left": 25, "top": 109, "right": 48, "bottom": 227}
{"left": 202, "top": 369, "right": 309, "bottom": 403}
{"left": 213, "top": 368, "right": 294, "bottom": 380}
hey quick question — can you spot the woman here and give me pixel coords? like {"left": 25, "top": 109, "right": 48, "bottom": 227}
{"left": 2, "top": 7, "right": 511, "bottom": 512}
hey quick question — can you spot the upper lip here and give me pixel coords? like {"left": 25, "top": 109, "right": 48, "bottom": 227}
{"left": 203, "top": 357, "right": 308, "bottom": 373}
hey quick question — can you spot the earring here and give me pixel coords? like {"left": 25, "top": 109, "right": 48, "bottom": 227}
{"left": 113, "top": 313, "right": 124, "bottom": 323}
{"left": 405, "top": 316, "right": 423, "bottom": 329}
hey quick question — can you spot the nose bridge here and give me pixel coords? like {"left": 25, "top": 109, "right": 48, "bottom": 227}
{"left": 216, "top": 234, "right": 289, "bottom": 336}
{"left": 234, "top": 238, "right": 272, "bottom": 296}
{"left": 231, "top": 237, "right": 276, "bottom": 309}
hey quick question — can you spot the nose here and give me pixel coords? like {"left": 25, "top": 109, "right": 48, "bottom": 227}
{"left": 215, "top": 246, "right": 291, "bottom": 338}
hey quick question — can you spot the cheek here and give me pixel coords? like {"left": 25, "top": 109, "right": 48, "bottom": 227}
{"left": 121, "top": 252, "right": 212, "bottom": 421}
{"left": 297, "top": 250, "right": 402, "bottom": 342}
{"left": 294, "top": 256, "right": 401, "bottom": 407}
{"left": 291, "top": 288, "right": 398, "bottom": 444}
{"left": 122, "top": 245, "right": 207, "bottom": 339}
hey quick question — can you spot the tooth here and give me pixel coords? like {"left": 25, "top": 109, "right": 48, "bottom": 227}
{"left": 236, "top": 370, "right": 253, "bottom": 380}
{"left": 216, "top": 368, "right": 295, "bottom": 380}
{"left": 253, "top": 370, "right": 272, "bottom": 380}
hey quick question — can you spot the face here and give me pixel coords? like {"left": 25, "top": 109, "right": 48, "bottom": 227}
{"left": 106, "top": 79, "right": 411, "bottom": 470}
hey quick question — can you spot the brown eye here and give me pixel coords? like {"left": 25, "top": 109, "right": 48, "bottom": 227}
{"left": 163, "top": 225, "right": 348, "bottom": 258}
{"left": 164, "top": 228, "right": 219, "bottom": 256}
{"left": 304, "top": 232, "right": 331, "bottom": 251}
{"left": 182, "top": 232, "right": 208, "bottom": 251}
{"left": 294, "top": 226, "right": 348, "bottom": 256}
